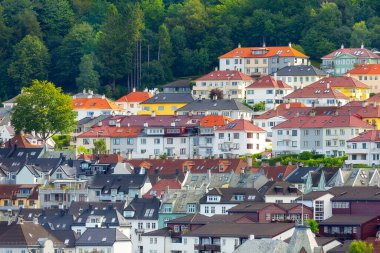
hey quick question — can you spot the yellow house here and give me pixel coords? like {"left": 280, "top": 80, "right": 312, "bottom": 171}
{"left": 348, "top": 64, "right": 380, "bottom": 94}
{"left": 0, "top": 184, "right": 40, "bottom": 210}
{"left": 138, "top": 93, "right": 194, "bottom": 115}
{"left": 307, "top": 76, "right": 370, "bottom": 100}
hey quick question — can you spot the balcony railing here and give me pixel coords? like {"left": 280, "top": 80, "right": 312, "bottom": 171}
{"left": 194, "top": 244, "right": 221, "bottom": 251}
{"left": 39, "top": 188, "right": 88, "bottom": 194}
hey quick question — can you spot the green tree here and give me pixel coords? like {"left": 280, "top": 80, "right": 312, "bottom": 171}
{"left": 54, "top": 22, "right": 96, "bottom": 88}
{"left": 7, "top": 35, "right": 50, "bottom": 92}
{"left": 350, "top": 21, "right": 371, "bottom": 47}
{"left": 96, "top": 3, "right": 143, "bottom": 92}
{"left": 11, "top": 80, "right": 76, "bottom": 141}
{"left": 37, "top": 0, "right": 75, "bottom": 47}
{"left": 76, "top": 54, "right": 100, "bottom": 92}
{"left": 347, "top": 240, "right": 374, "bottom": 253}
{"left": 52, "top": 134, "right": 71, "bottom": 150}
{"left": 305, "top": 218, "right": 319, "bottom": 234}
{"left": 93, "top": 139, "right": 107, "bottom": 155}
{"left": 141, "top": 0, "right": 165, "bottom": 31}
{"left": 158, "top": 24, "right": 174, "bottom": 79}
{"left": 141, "top": 60, "right": 166, "bottom": 88}
{"left": 209, "top": 88, "right": 224, "bottom": 99}
{"left": 77, "top": 145, "right": 90, "bottom": 154}
{"left": 253, "top": 101, "right": 265, "bottom": 112}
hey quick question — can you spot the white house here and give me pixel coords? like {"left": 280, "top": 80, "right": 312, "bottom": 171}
{"left": 273, "top": 65, "right": 327, "bottom": 90}
{"left": 115, "top": 89, "right": 152, "bottom": 115}
{"left": 346, "top": 130, "right": 380, "bottom": 165}
{"left": 261, "top": 181, "right": 302, "bottom": 204}
{"left": 192, "top": 70, "right": 253, "bottom": 99}
{"left": 245, "top": 75, "right": 292, "bottom": 109}
{"left": 296, "top": 191, "right": 334, "bottom": 222}
{"left": 0, "top": 124, "right": 14, "bottom": 144}
{"left": 214, "top": 119, "right": 266, "bottom": 158}
{"left": 272, "top": 114, "right": 372, "bottom": 157}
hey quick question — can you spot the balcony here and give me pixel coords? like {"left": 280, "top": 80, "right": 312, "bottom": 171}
{"left": 135, "top": 228, "right": 145, "bottom": 234}
{"left": 16, "top": 193, "right": 30, "bottom": 198}
{"left": 194, "top": 244, "right": 221, "bottom": 251}
{"left": 39, "top": 188, "right": 88, "bottom": 194}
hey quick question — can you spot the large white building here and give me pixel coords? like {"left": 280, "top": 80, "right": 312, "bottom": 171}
{"left": 245, "top": 75, "right": 292, "bottom": 109}
{"left": 272, "top": 114, "right": 373, "bottom": 156}
{"left": 214, "top": 119, "right": 266, "bottom": 158}
{"left": 193, "top": 70, "right": 253, "bottom": 99}
{"left": 346, "top": 130, "right": 380, "bottom": 165}
{"left": 219, "top": 44, "right": 309, "bottom": 75}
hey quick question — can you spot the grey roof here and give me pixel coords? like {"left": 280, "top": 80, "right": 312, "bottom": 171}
{"left": 161, "top": 189, "right": 205, "bottom": 213}
{"left": 199, "top": 187, "right": 264, "bottom": 204}
{"left": 48, "top": 229, "right": 76, "bottom": 248}
{"left": 296, "top": 191, "right": 332, "bottom": 201}
{"left": 68, "top": 201, "right": 125, "bottom": 218}
{"left": 77, "top": 115, "right": 110, "bottom": 126}
{"left": 2, "top": 95, "right": 19, "bottom": 104}
{"left": 177, "top": 99, "right": 252, "bottom": 112}
{"left": 274, "top": 65, "right": 327, "bottom": 77}
{"left": 319, "top": 214, "right": 379, "bottom": 225}
{"left": 41, "top": 150, "right": 76, "bottom": 160}
{"left": 286, "top": 167, "right": 318, "bottom": 183}
{"left": 73, "top": 208, "right": 128, "bottom": 227}
{"left": 286, "top": 225, "right": 320, "bottom": 253}
{"left": 38, "top": 210, "right": 74, "bottom": 230}
{"left": 328, "top": 240, "right": 352, "bottom": 253}
{"left": 162, "top": 79, "right": 192, "bottom": 88}
{"left": 76, "top": 228, "right": 130, "bottom": 246}
{"left": 259, "top": 181, "right": 302, "bottom": 196}
{"left": 124, "top": 197, "right": 160, "bottom": 220}
{"left": 141, "top": 93, "right": 194, "bottom": 104}
{"left": 233, "top": 239, "right": 289, "bottom": 253}
{"left": 88, "top": 173, "right": 148, "bottom": 193}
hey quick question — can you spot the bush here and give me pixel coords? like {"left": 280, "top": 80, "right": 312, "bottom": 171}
{"left": 298, "top": 151, "right": 313, "bottom": 160}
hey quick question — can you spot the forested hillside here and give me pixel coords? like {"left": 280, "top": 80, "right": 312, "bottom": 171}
{"left": 0, "top": 0, "right": 379, "bottom": 99}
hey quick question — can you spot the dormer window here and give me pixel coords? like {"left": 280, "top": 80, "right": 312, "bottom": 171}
{"left": 207, "top": 195, "right": 219, "bottom": 202}
{"left": 233, "top": 194, "right": 245, "bottom": 201}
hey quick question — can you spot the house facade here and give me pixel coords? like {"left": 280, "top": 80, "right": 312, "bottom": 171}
{"left": 138, "top": 93, "right": 194, "bottom": 116}
{"left": 348, "top": 64, "right": 380, "bottom": 93}
{"left": 346, "top": 130, "right": 380, "bottom": 165}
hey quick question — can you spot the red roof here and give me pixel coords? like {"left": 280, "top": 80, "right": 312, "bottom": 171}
{"left": 116, "top": 91, "right": 152, "bottom": 103}
{"left": 321, "top": 47, "right": 380, "bottom": 60}
{"left": 144, "top": 179, "right": 181, "bottom": 198}
{"left": 219, "top": 46, "right": 308, "bottom": 59}
{"left": 260, "top": 165, "right": 297, "bottom": 181}
{"left": 348, "top": 64, "right": 380, "bottom": 75}
{"left": 246, "top": 75, "right": 292, "bottom": 89}
{"left": 196, "top": 70, "right": 253, "bottom": 81}
{"left": 78, "top": 126, "right": 142, "bottom": 138}
{"left": 285, "top": 87, "right": 348, "bottom": 99}
{"left": 6, "top": 134, "right": 45, "bottom": 148}
{"left": 366, "top": 93, "right": 380, "bottom": 103}
{"left": 72, "top": 98, "right": 124, "bottom": 110}
{"left": 272, "top": 115, "right": 373, "bottom": 129}
{"left": 348, "top": 130, "right": 380, "bottom": 142}
{"left": 0, "top": 184, "right": 39, "bottom": 200}
{"left": 307, "top": 76, "right": 369, "bottom": 89}
{"left": 276, "top": 102, "right": 306, "bottom": 109}
{"left": 216, "top": 119, "right": 265, "bottom": 132}
{"left": 200, "top": 115, "right": 232, "bottom": 127}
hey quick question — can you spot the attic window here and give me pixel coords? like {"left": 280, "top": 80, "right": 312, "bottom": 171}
{"left": 102, "top": 237, "right": 107, "bottom": 242}
{"left": 17, "top": 152, "right": 24, "bottom": 157}
{"left": 87, "top": 236, "right": 92, "bottom": 241}
{"left": 64, "top": 239, "right": 69, "bottom": 244}
{"left": 91, "top": 102, "right": 96, "bottom": 106}
{"left": 111, "top": 218, "right": 116, "bottom": 222}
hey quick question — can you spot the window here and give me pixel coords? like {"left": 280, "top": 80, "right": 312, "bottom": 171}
{"left": 146, "top": 223, "right": 150, "bottom": 229}
{"left": 210, "top": 206, "right": 215, "bottom": 213}
{"left": 167, "top": 138, "right": 173, "bottom": 144}
{"left": 154, "top": 149, "right": 160, "bottom": 155}
{"left": 164, "top": 205, "right": 172, "bottom": 213}
{"left": 181, "top": 138, "right": 186, "bottom": 144}
{"left": 206, "top": 137, "right": 212, "bottom": 144}
{"left": 278, "top": 130, "right": 283, "bottom": 135}
{"left": 226, "top": 59, "right": 230, "bottom": 65}
{"left": 247, "top": 144, "right": 253, "bottom": 149}
{"left": 291, "top": 130, "right": 297, "bottom": 136}
{"left": 222, "top": 206, "right": 226, "bottom": 214}
{"left": 140, "top": 138, "right": 146, "bottom": 144}
{"left": 112, "top": 138, "right": 120, "bottom": 145}
{"left": 83, "top": 139, "right": 89, "bottom": 145}
{"left": 233, "top": 133, "right": 239, "bottom": 139}
{"left": 180, "top": 148, "right": 186, "bottom": 155}
{"left": 158, "top": 106, "right": 164, "bottom": 111}
{"left": 172, "top": 106, "right": 177, "bottom": 111}
{"left": 219, "top": 133, "right": 224, "bottom": 139}
{"left": 154, "top": 138, "right": 160, "bottom": 144}
{"left": 183, "top": 238, "right": 187, "bottom": 245}
{"left": 266, "top": 90, "right": 273, "bottom": 94}
{"left": 204, "top": 206, "right": 209, "bottom": 213}
{"left": 138, "top": 222, "right": 143, "bottom": 229}
{"left": 275, "top": 200, "right": 283, "bottom": 203}
{"left": 187, "top": 204, "right": 196, "bottom": 213}
{"left": 292, "top": 141, "right": 297, "bottom": 147}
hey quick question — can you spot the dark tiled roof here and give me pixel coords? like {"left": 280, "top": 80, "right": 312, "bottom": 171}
{"left": 88, "top": 173, "right": 148, "bottom": 192}
{"left": 143, "top": 227, "right": 171, "bottom": 237}
{"left": 329, "top": 186, "right": 380, "bottom": 201}
{"left": 285, "top": 167, "right": 318, "bottom": 183}
{"left": 259, "top": 181, "right": 301, "bottom": 196}
{"left": 274, "top": 65, "right": 327, "bottom": 77}
{"left": 199, "top": 187, "right": 263, "bottom": 204}
{"left": 48, "top": 229, "right": 76, "bottom": 248}
{"left": 319, "top": 215, "right": 379, "bottom": 225}
{"left": 259, "top": 165, "right": 297, "bottom": 181}
{"left": 166, "top": 213, "right": 210, "bottom": 224}
{"left": 68, "top": 201, "right": 125, "bottom": 218}
{"left": 296, "top": 191, "right": 332, "bottom": 201}
{"left": 141, "top": 93, "right": 194, "bottom": 104}
{"left": 177, "top": 99, "right": 252, "bottom": 112}
{"left": 328, "top": 240, "right": 352, "bottom": 253}
{"left": 76, "top": 228, "right": 130, "bottom": 246}
{"left": 310, "top": 167, "right": 339, "bottom": 187}
{"left": 124, "top": 197, "right": 160, "bottom": 220}
{"left": 73, "top": 208, "right": 127, "bottom": 227}
{"left": 162, "top": 79, "right": 192, "bottom": 88}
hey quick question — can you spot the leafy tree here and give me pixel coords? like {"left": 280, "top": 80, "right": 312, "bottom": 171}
{"left": 52, "top": 134, "right": 71, "bottom": 150}
{"left": 11, "top": 80, "right": 76, "bottom": 141}
{"left": 299, "top": 151, "right": 314, "bottom": 160}
{"left": 305, "top": 218, "right": 319, "bottom": 234}
{"left": 53, "top": 22, "right": 96, "bottom": 88}
{"left": 76, "top": 54, "right": 100, "bottom": 92}
{"left": 347, "top": 240, "right": 374, "bottom": 253}
{"left": 350, "top": 21, "right": 371, "bottom": 47}
{"left": 141, "top": 0, "right": 165, "bottom": 31}
{"left": 37, "top": 0, "right": 75, "bottom": 47}
{"left": 77, "top": 145, "right": 90, "bottom": 154}
{"left": 158, "top": 24, "right": 174, "bottom": 78}
{"left": 209, "top": 88, "right": 224, "bottom": 100}
{"left": 141, "top": 60, "right": 166, "bottom": 88}
{"left": 253, "top": 101, "right": 265, "bottom": 112}
{"left": 93, "top": 139, "right": 107, "bottom": 155}
{"left": 7, "top": 35, "right": 50, "bottom": 92}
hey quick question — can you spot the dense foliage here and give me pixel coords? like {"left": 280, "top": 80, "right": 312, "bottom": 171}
{"left": 1, "top": 0, "right": 380, "bottom": 99}
{"left": 348, "top": 240, "right": 374, "bottom": 253}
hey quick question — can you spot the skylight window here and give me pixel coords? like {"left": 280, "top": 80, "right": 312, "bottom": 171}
{"left": 102, "top": 237, "right": 107, "bottom": 242}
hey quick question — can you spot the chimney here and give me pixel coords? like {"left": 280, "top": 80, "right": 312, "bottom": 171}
{"left": 213, "top": 95, "right": 217, "bottom": 101}
{"left": 171, "top": 122, "right": 175, "bottom": 127}
{"left": 98, "top": 121, "right": 102, "bottom": 127}
{"left": 246, "top": 156, "right": 253, "bottom": 167}
{"left": 116, "top": 121, "right": 121, "bottom": 128}
{"left": 133, "top": 87, "right": 136, "bottom": 92}
{"left": 151, "top": 111, "right": 156, "bottom": 118}
{"left": 127, "top": 152, "right": 132, "bottom": 160}
{"left": 238, "top": 43, "right": 241, "bottom": 48}
{"left": 126, "top": 111, "right": 131, "bottom": 117}
{"left": 341, "top": 44, "right": 344, "bottom": 49}
{"left": 326, "top": 82, "right": 330, "bottom": 89}
{"left": 263, "top": 41, "right": 266, "bottom": 47}
{"left": 274, "top": 72, "right": 277, "bottom": 81}
{"left": 362, "top": 101, "right": 368, "bottom": 107}
{"left": 361, "top": 43, "right": 364, "bottom": 49}
{"left": 288, "top": 42, "right": 292, "bottom": 48}
{"left": 143, "top": 122, "right": 148, "bottom": 127}
{"left": 214, "top": 67, "right": 218, "bottom": 71}
{"left": 285, "top": 103, "right": 290, "bottom": 110}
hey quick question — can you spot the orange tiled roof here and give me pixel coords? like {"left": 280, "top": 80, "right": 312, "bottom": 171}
{"left": 72, "top": 98, "right": 124, "bottom": 110}
{"left": 276, "top": 102, "right": 306, "bottom": 109}
{"left": 285, "top": 87, "right": 348, "bottom": 99}
{"left": 216, "top": 119, "right": 265, "bottom": 132}
{"left": 246, "top": 75, "right": 292, "bottom": 89}
{"left": 349, "top": 64, "right": 380, "bottom": 75}
{"left": 308, "top": 76, "right": 369, "bottom": 89}
{"left": 200, "top": 115, "right": 233, "bottom": 127}
{"left": 219, "top": 46, "right": 308, "bottom": 59}
{"left": 78, "top": 126, "right": 142, "bottom": 138}
{"left": 116, "top": 91, "right": 152, "bottom": 103}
